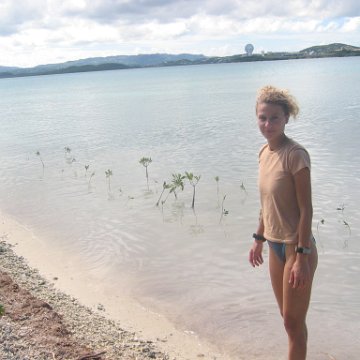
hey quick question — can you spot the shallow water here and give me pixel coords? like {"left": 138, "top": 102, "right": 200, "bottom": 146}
{"left": 1, "top": 57, "right": 360, "bottom": 359}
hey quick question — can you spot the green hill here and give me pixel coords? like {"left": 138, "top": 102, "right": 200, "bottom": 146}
{"left": 300, "top": 43, "right": 360, "bottom": 56}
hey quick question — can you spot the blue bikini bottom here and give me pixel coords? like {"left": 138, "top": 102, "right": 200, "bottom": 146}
{"left": 268, "top": 241, "right": 287, "bottom": 262}
{"left": 268, "top": 237, "right": 316, "bottom": 263}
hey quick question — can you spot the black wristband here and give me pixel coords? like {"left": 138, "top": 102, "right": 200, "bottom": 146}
{"left": 253, "top": 233, "right": 266, "bottom": 242}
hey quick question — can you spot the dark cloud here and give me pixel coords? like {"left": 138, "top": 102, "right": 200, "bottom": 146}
{"left": 0, "top": 1, "right": 45, "bottom": 35}
{"left": 60, "top": 0, "right": 360, "bottom": 27}
{"left": 62, "top": 0, "right": 293, "bottom": 24}
{"left": 2, "top": 0, "right": 360, "bottom": 46}
{"left": 63, "top": 0, "right": 202, "bottom": 24}
{"left": 313, "top": 0, "right": 360, "bottom": 17}
{"left": 0, "top": 23, "right": 17, "bottom": 36}
{"left": 3, "top": 0, "right": 359, "bottom": 33}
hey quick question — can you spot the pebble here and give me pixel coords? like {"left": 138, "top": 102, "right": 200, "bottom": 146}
{"left": 0, "top": 240, "right": 171, "bottom": 360}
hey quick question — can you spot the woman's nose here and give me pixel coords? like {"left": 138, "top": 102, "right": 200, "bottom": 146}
{"left": 264, "top": 119, "right": 272, "bottom": 127}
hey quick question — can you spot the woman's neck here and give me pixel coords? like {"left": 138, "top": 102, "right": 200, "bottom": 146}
{"left": 268, "top": 133, "right": 288, "bottom": 151}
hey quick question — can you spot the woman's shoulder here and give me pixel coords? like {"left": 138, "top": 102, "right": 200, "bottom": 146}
{"left": 286, "top": 138, "right": 311, "bottom": 170}
{"left": 285, "top": 138, "right": 309, "bottom": 155}
{"left": 259, "top": 143, "right": 269, "bottom": 158}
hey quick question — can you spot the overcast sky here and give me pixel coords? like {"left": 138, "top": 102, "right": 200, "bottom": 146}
{"left": 1, "top": 0, "right": 360, "bottom": 68}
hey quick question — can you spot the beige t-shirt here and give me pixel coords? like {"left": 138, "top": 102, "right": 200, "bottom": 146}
{"left": 258, "top": 137, "right": 311, "bottom": 244}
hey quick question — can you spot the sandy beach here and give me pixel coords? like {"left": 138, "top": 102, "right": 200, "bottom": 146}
{"left": 0, "top": 211, "right": 229, "bottom": 360}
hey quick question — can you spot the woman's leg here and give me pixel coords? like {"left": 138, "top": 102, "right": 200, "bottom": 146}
{"left": 268, "top": 245, "right": 286, "bottom": 315}
{"left": 283, "top": 243, "right": 318, "bottom": 360}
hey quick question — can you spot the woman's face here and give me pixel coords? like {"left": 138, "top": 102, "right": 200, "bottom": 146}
{"left": 256, "top": 102, "right": 289, "bottom": 142}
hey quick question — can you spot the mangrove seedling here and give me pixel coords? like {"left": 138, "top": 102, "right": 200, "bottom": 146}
{"left": 170, "top": 173, "right": 186, "bottom": 200}
{"left": 64, "top": 147, "right": 77, "bottom": 164}
{"left": 343, "top": 220, "right": 351, "bottom": 236}
{"left": 88, "top": 171, "right": 95, "bottom": 188}
{"left": 156, "top": 181, "right": 171, "bottom": 206}
{"left": 316, "top": 219, "right": 325, "bottom": 250}
{"left": 0, "top": 304, "right": 4, "bottom": 316}
{"left": 139, "top": 157, "right": 152, "bottom": 191}
{"left": 336, "top": 204, "right": 351, "bottom": 248}
{"left": 343, "top": 220, "right": 352, "bottom": 248}
{"left": 219, "top": 195, "right": 229, "bottom": 224}
{"left": 85, "top": 164, "right": 90, "bottom": 177}
{"left": 316, "top": 218, "right": 325, "bottom": 231}
{"left": 185, "top": 171, "right": 201, "bottom": 209}
{"left": 105, "top": 169, "right": 113, "bottom": 193}
{"left": 36, "top": 151, "right": 45, "bottom": 170}
{"left": 240, "top": 181, "right": 248, "bottom": 194}
{"left": 215, "top": 176, "right": 220, "bottom": 206}
{"left": 336, "top": 203, "right": 345, "bottom": 215}
{"left": 64, "top": 146, "right": 72, "bottom": 163}
{"left": 159, "top": 174, "right": 185, "bottom": 206}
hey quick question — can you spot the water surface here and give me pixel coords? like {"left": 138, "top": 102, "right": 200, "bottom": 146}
{"left": 1, "top": 57, "right": 359, "bottom": 359}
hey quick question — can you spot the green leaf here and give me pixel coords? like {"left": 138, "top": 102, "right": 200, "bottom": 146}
{"left": 139, "top": 157, "right": 152, "bottom": 166}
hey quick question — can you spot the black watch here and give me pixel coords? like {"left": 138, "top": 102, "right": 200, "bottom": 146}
{"left": 295, "top": 246, "right": 311, "bottom": 254}
{"left": 252, "top": 233, "right": 266, "bottom": 242}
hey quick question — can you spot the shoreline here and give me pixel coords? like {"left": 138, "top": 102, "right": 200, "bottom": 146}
{"left": 0, "top": 210, "right": 229, "bottom": 359}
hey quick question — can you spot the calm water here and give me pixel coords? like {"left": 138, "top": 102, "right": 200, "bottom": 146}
{"left": 1, "top": 57, "right": 360, "bottom": 359}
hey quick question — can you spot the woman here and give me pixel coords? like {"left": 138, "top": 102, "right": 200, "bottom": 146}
{"left": 249, "top": 85, "right": 318, "bottom": 360}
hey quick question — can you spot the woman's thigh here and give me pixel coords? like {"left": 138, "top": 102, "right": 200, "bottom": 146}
{"left": 268, "top": 245, "right": 286, "bottom": 314}
{"left": 283, "top": 244, "right": 318, "bottom": 322}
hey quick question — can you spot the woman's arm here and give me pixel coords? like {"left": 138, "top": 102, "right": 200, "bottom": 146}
{"left": 290, "top": 167, "right": 313, "bottom": 288}
{"left": 294, "top": 167, "right": 313, "bottom": 249}
{"left": 256, "top": 209, "right": 265, "bottom": 236}
{"left": 249, "top": 209, "right": 265, "bottom": 267}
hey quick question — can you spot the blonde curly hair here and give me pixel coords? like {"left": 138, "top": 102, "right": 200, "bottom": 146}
{"left": 256, "top": 85, "right": 299, "bottom": 119}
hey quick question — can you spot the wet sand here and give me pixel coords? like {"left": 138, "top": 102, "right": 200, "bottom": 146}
{"left": 0, "top": 211, "right": 229, "bottom": 360}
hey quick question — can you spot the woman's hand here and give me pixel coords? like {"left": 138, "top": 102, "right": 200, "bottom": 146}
{"left": 289, "top": 256, "right": 311, "bottom": 289}
{"left": 249, "top": 241, "right": 264, "bottom": 267}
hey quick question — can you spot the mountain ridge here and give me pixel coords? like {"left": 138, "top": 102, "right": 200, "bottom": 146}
{"left": 1, "top": 43, "right": 359, "bottom": 79}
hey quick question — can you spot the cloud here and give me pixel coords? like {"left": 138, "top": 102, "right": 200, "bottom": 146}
{"left": 3, "top": 1, "right": 360, "bottom": 21}
{"left": 340, "top": 16, "right": 360, "bottom": 32}
{"left": 0, "top": 0, "right": 45, "bottom": 35}
{"left": 57, "top": 0, "right": 360, "bottom": 22}
{"left": 0, "top": 0, "right": 359, "bottom": 67}
{"left": 61, "top": 0, "right": 200, "bottom": 23}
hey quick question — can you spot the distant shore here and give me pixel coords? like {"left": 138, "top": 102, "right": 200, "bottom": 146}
{"left": 1, "top": 43, "right": 359, "bottom": 79}
{"left": 0, "top": 211, "right": 229, "bottom": 360}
